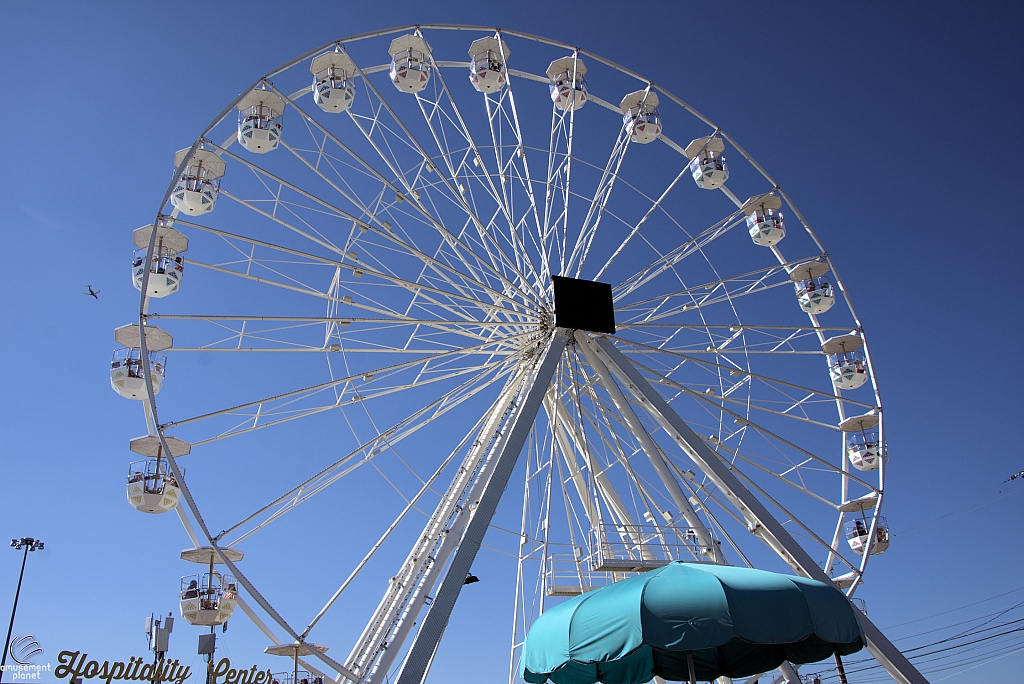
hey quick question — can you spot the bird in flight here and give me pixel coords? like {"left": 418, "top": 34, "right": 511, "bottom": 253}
{"left": 84, "top": 285, "right": 100, "bottom": 299}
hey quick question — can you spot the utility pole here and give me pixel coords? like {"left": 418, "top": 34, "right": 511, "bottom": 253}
{"left": 145, "top": 613, "right": 174, "bottom": 683}
{"left": 198, "top": 630, "right": 216, "bottom": 684}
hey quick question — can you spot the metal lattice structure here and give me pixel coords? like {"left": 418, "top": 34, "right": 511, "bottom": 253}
{"left": 118, "top": 25, "right": 925, "bottom": 684}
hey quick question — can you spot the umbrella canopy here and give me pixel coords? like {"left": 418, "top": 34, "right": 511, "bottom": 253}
{"left": 520, "top": 562, "right": 865, "bottom": 684}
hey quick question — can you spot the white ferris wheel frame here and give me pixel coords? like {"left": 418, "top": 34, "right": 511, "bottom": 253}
{"left": 127, "top": 24, "right": 926, "bottom": 684}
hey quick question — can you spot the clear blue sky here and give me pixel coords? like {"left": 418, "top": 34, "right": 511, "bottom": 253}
{"left": 0, "top": 2, "right": 1021, "bottom": 684}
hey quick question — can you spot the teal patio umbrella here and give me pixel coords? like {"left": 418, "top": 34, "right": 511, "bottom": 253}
{"left": 520, "top": 562, "right": 864, "bottom": 684}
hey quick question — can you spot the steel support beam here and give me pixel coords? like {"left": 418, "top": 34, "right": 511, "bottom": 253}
{"left": 591, "top": 335, "right": 927, "bottom": 684}
{"left": 395, "top": 330, "right": 570, "bottom": 684}
{"left": 579, "top": 339, "right": 719, "bottom": 558}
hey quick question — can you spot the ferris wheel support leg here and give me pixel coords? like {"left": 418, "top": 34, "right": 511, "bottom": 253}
{"left": 395, "top": 330, "right": 569, "bottom": 684}
{"left": 579, "top": 338, "right": 719, "bottom": 558}
{"left": 778, "top": 661, "right": 800, "bottom": 683}
{"left": 591, "top": 336, "right": 928, "bottom": 684}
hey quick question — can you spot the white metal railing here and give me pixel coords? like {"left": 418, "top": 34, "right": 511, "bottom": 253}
{"left": 544, "top": 524, "right": 719, "bottom": 596}
{"left": 592, "top": 523, "right": 718, "bottom": 571}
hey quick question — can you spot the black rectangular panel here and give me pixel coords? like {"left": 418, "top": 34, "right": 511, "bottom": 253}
{"left": 552, "top": 275, "right": 616, "bottom": 334}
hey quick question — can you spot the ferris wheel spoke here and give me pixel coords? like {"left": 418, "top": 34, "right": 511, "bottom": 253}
{"left": 547, "top": 381, "right": 642, "bottom": 541}
{"left": 577, "top": 398, "right": 706, "bottom": 563}
{"left": 177, "top": 225, "right": 538, "bottom": 324}
{"left": 625, "top": 370, "right": 879, "bottom": 496}
{"left": 565, "top": 122, "right": 632, "bottom": 279}
{"left": 613, "top": 338, "right": 876, "bottom": 412}
{"left": 209, "top": 144, "right": 359, "bottom": 239}
{"left": 343, "top": 59, "right": 541, "bottom": 306}
{"left": 217, "top": 358, "right": 517, "bottom": 547}
{"left": 718, "top": 454, "right": 861, "bottom": 575}
{"left": 300, "top": 396, "right": 500, "bottom": 640}
{"left": 278, "top": 138, "right": 380, "bottom": 228}
{"left": 268, "top": 83, "right": 412, "bottom": 213}
{"left": 413, "top": 50, "right": 545, "bottom": 298}
{"left": 627, "top": 354, "right": 845, "bottom": 436}
{"left": 235, "top": 124, "right": 524, "bottom": 311}
{"left": 149, "top": 315, "right": 539, "bottom": 344}
{"left": 260, "top": 81, "right": 533, "bottom": 307}
{"left": 186, "top": 356, "right": 514, "bottom": 448}
{"left": 619, "top": 327, "right": 825, "bottom": 355}
{"left": 711, "top": 439, "right": 852, "bottom": 512}
{"left": 556, "top": 363, "right": 684, "bottom": 555}
{"left": 219, "top": 178, "right": 532, "bottom": 317}
{"left": 540, "top": 105, "right": 577, "bottom": 277}
{"left": 593, "top": 164, "right": 705, "bottom": 282}
{"left": 186, "top": 258, "right": 419, "bottom": 320}
{"left": 500, "top": 62, "right": 556, "bottom": 286}
{"left": 614, "top": 255, "right": 821, "bottom": 319}
{"left": 482, "top": 78, "right": 549, "bottom": 286}
{"left": 611, "top": 212, "right": 745, "bottom": 302}
{"left": 547, "top": 372, "right": 713, "bottom": 569}
{"left": 160, "top": 334, "right": 532, "bottom": 433}
{"left": 577, "top": 339, "right": 718, "bottom": 554}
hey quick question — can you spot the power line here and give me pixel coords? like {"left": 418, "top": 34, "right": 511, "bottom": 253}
{"left": 902, "top": 616, "right": 1024, "bottom": 654}
{"left": 805, "top": 619, "right": 1024, "bottom": 682}
{"left": 931, "top": 642, "right": 1024, "bottom": 682}
{"left": 890, "top": 602, "right": 1024, "bottom": 642}
{"left": 881, "top": 584, "right": 1024, "bottom": 630}
{"left": 892, "top": 488, "right": 1018, "bottom": 540}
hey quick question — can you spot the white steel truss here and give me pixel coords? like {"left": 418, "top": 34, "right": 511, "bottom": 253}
{"left": 125, "top": 25, "right": 920, "bottom": 684}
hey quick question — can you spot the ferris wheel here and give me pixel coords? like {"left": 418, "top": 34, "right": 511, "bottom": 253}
{"left": 112, "top": 25, "right": 925, "bottom": 684}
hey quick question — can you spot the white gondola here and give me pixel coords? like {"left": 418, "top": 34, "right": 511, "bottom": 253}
{"left": 684, "top": 136, "right": 729, "bottom": 189}
{"left": 111, "top": 320, "right": 170, "bottom": 399}
{"left": 179, "top": 573, "right": 237, "bottom": 626}
{"left": 620, "top": 90, "right": 662, "bottom": 144}
{"left": 270, "top": 671, "right": 324, "bottom": 684}
{"left": 839, "top": 412, "right": 885, "bottom": 471}
{"left": 310, "top": 50, "right": 357, "bottom": 113}
{"left": 170, "top": 148, "right": 225, "bottom": 216}
{"left": 133, "top": 247, "right": 182, "bottom": 297}
{"left": 847, "top": 434, "right": 884, "bottom": 471}
{"left": 742, "top": 193, "right": 785, "bottom": 246}
{"left": 179, "top": 547, "right": 243, "bottom": 626}
{"left": 110, "top": 347, "right": 166, "bottom": 399}
{"left": 547, "top": 56, "right": 588, "bottom": 111}
{"left": 389, "top": 35, "right": 431, "bottom": 94}
{"left": 126, "top": 458, "right": 181, "bottom": 514}
{"left": 822, "top": 333, "right": 868, "bottom": 391}
{"left": 790, "top": 261, "right": 834, "bottom": 315}
{"left": 468, "top": 37, "right": 510, "bottom": 93}
{"left": 265, "top": 643, "right": 329, "bottom": 684}
{"left": 236, "top": 88, "right": 285, "bottom": 153}
{"left": 133, "top": 223, "right": 188, "bottom": 298}
{"left": 844, "top": 516, "right": 890, "bottom": 555}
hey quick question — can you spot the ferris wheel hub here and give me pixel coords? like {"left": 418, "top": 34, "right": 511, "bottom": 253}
{"left": 551, "top": 276, "right": 616, "bottom": 334}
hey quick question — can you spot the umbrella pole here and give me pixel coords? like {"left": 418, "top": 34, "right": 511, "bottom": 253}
{"left": 686, "top": 651, "right": 697, "bottom": 684}
{"left": 834, "top": 653, "right": 849, "bottom": 684}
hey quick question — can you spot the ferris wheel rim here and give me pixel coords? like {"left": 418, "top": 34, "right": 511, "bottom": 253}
{"left": 127, "top": 24, "right": 894, "bottom": 684}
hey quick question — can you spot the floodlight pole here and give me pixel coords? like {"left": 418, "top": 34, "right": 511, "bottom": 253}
{"left": 2, "top": 538, "right": 43, "bottom": 684}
